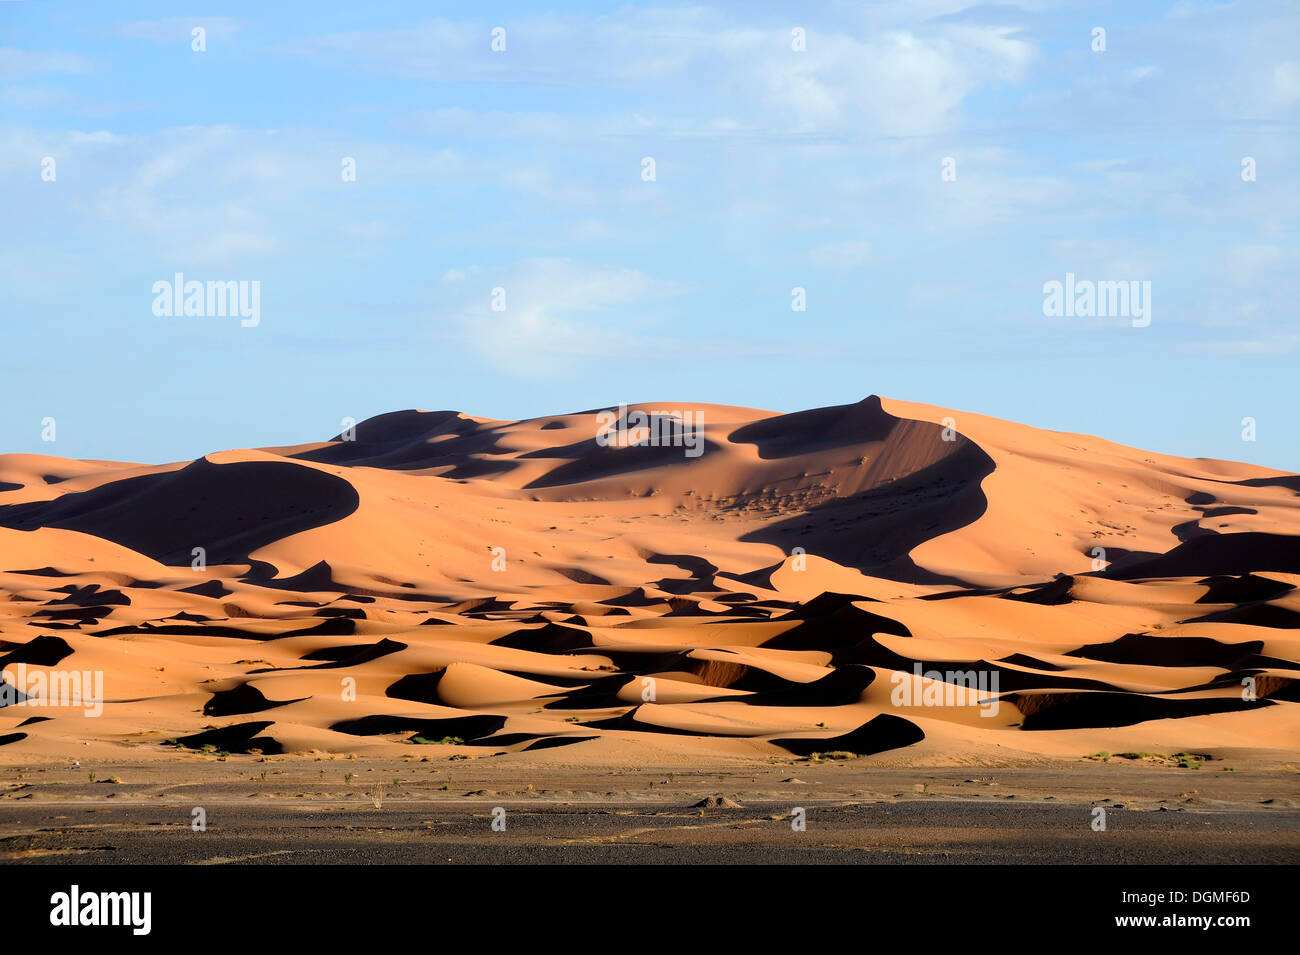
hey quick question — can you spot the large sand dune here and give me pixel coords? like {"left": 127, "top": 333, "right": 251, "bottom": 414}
{"left": 2, "top": 396, "right": 1298, "bottom": 764}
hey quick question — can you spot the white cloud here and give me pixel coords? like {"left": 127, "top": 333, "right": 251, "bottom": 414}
{"left": 0, "top": 47, "right": 93, "bottom": 78}
{"left": 810, "top": 241, "right": 872, "bottom": 269}
{"left": 1180, "top": 334, "right": 1300, "bottom": 357}
{"left": 1276, "top": 60, "right": 1300, "bottom": 102}
{"left": 1045, "top": 239, "right": 1168, "bottom": 281}
{"left": 284, "top": 11, "right": 1036, "bottom": 138}
{"left": 108, "top": 18, "right": 245, "bottom": 44}
{"left": 438, "top": 258, "right": 684, "bottom": 374}
{"left": 1224, "top": 243, "right": 1288, "bottom": 286}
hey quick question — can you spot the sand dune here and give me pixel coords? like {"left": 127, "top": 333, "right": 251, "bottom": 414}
{"left": 1, "top": 396, "right": 1298, "bottom": 764}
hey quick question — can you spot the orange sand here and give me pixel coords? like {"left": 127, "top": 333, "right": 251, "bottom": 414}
{"left": 1, "top": 396, "right": 1297, "bottom": 764}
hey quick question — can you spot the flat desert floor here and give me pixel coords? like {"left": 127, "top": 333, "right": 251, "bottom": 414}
{"left": 3, "top": 752, "right": 1298, "bottom": 864}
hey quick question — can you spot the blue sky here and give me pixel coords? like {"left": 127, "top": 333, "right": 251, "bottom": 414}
{"left": 2, "top": 1, "right": 1297, "bottom": 469}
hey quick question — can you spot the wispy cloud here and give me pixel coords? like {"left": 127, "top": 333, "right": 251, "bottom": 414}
{"left": 107, "top": 18, "right": 246, "bottom": 44}
{"left": 438, "top": 258, "right": 687, "bottom": 373}
{"left": 283, "top": 11, "right": 1035, "bottom": 137}
{"left": 810, "top": 241, "right": 873, "bottom": 269}
{"left": 0, "top": 47, "right": 93, "bottom": 78}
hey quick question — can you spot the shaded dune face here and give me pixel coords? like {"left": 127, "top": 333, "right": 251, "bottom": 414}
{"left": 728, "top": 396, "right": 900, "bottom": 458}
{"left": 732, "top": 397, "right": 996, "bottom": 582}
{"left": 292, "top": 410, "right": 515, "bottom": 478}
{"left": 1, "top": 395, "right": 1299, "bottom": 761}
{"left": 0, "top": 459, "right": 360, "bottom": 566}
{"left": 1105, "top": 532, "right": 1300, "bottom": 580}
{"left": 742, "top": 441, "right": 994, "bottom": 584}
